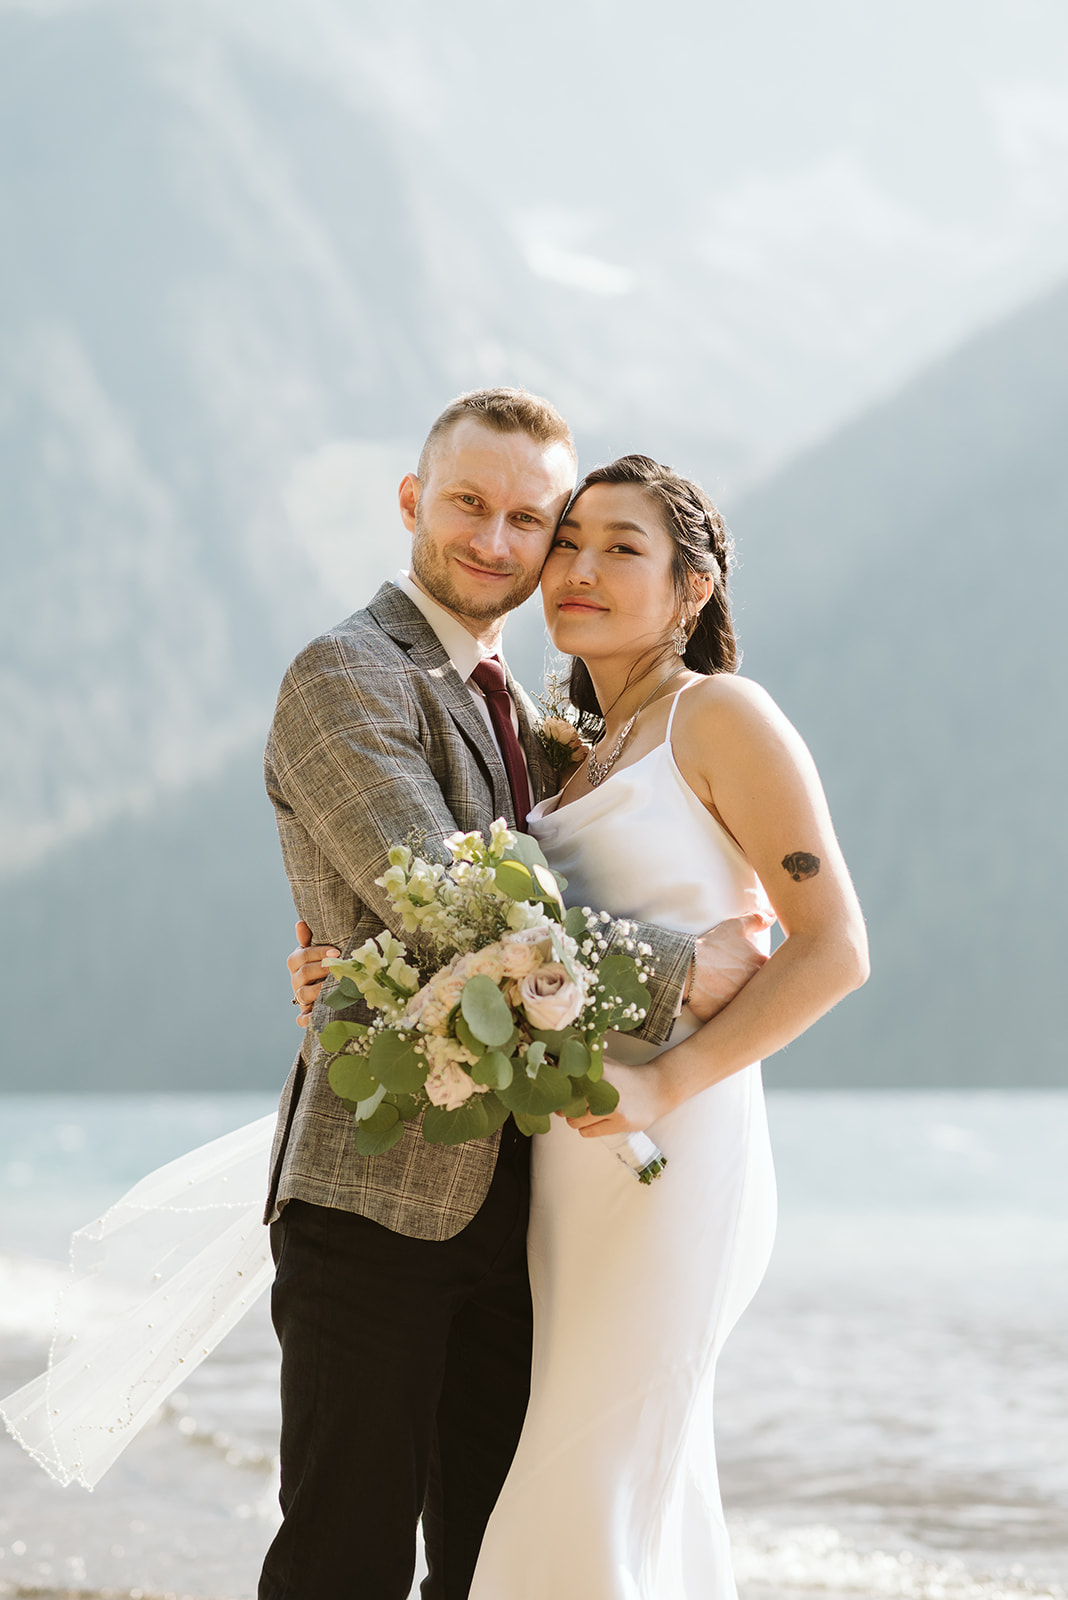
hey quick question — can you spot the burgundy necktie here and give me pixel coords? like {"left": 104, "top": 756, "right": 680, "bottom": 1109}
{"left": 470, "top": 656, "right": 534, "bottom": 832}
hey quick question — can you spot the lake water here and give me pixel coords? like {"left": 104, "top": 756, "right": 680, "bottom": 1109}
{"left": 0, "top": 1090, "right": 1065, "bottom": 1600}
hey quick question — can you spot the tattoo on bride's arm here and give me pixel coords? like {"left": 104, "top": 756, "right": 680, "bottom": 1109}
{"left": 782, "top": 851, "right": 820, "bottom": 881}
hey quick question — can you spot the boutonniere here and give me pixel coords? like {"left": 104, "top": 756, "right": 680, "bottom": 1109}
{"left": 533, "top": 672, "right": 591, "bottom": 781}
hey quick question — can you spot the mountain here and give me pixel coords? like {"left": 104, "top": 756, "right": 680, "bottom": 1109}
{"left": 4, "top": 279, "right": 1066, "bottom": 1090}
{"left": 7, "top": 0, "right": 1068, "bottom": 876}
{"left": 3, "top": 1, "right": 1068, "bottom": 1089}
{"left": 732, "top": 279, "right": 1068, "bottom": 1086}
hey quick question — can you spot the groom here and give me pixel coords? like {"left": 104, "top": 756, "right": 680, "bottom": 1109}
{"left": 261, "top": 388, "right": 764, "bottom": 1600}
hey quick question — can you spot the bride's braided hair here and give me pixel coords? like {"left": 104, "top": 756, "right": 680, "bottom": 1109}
{"left": 563, "top": 455, "right": 739, "bottom": 729}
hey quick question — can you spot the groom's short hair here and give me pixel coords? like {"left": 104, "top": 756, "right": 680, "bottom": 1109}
{"left": 418, "top": 387, "right": 576, "bottom": 481}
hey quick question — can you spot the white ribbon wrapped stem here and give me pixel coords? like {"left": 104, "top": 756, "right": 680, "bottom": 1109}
{"left": 606, "top": 1131, "right": 668, "bottom": 1184}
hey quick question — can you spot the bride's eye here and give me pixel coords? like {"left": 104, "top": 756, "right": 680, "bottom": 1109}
{"left": 608, "top": 543, "right": 639, "bottom": 555}
{"left": 551, "top": 535, "right": 577, "bottom": 550}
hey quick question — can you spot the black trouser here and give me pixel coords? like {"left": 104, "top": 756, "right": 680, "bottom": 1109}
{"left": 258, "top": 1124, "right": 532, "bottom": 1600}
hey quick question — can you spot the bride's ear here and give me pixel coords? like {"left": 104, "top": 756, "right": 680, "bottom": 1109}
{"left": 691, "top": 573, "right": 715, "bottom": 612}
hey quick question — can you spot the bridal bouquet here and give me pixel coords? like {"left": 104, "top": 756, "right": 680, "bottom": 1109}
{"left": 317, "top": 821, "right": 667, "bottom": 1182}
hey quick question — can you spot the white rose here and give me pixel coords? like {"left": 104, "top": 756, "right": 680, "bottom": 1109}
{"left": 506, "top": 900, "right": 553, "bottom": 932}
{"left": 516, "top": 963, "right": 585, "bottom": 1031}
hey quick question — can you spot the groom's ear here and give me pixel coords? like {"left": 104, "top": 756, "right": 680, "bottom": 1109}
{"left": 399, "top": 472, "right": 420, "bottom": 533}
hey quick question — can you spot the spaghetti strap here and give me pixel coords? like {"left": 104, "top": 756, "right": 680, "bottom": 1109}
{"left": 664, "top": 684, "right": 690, "bottom": 744}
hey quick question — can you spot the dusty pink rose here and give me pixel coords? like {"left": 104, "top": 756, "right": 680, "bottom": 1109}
{"left": 424, "top": 1060, "right": 478, "bottom": 1110}
{"left": 500, "top": 928, "right": 553, "bottom": 979}
{"left": 542, "top": 717, "right": 584, "bottom": 753}
{"left": 516, "top": 963, "right": 584, "bottom": 1030}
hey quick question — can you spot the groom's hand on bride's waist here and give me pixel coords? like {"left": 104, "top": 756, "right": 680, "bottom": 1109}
{"left": 685, "top": 912, "right": 773, "bottom": 1023}
{"left": 288, "top": 920, "right": 339, "bottom": 1028}
{"left": 285, "top": 912, "right": 773, "bottom": 1028}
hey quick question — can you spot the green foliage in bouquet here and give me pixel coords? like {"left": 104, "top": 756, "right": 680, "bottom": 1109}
{"left": 317, "top": 821, "right": 652, "bottom": 1156}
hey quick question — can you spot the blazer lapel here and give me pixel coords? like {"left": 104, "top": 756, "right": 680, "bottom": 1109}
{"left": 367, "top": 584, "right": 515, "bottom": 824}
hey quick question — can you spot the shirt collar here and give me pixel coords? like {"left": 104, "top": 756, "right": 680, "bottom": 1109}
{"left": 393, "top": 570, "right": 501, "bottom": 682}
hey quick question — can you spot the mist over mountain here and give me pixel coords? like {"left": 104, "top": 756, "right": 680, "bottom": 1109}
{"left": 2, "top": 0, "right": 1066, "bottom": 1088}
{"left": 734, "top": 278, "right": 1068, "bottom": 1086}
{"left": 4, "top": 277, "right": 1065, "bottom": 1090}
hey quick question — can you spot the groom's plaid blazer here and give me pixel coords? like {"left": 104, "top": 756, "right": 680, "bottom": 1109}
{"left": 263, "top": 582, "right": 693, "bottom": 1241}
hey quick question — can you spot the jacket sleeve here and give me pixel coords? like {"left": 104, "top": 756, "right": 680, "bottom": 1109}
{"left": 266, "top": 633, "right": 467, "bottom": 944}
{"left": 600, "top": 918, "right": 693, "bottom": 1049}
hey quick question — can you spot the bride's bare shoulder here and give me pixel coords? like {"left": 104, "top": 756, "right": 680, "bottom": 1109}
{"left": 675, "top": 673, "right": 803, "bottom": 762}
{"left": 681, "top": 673, "right": 784, "bottom": 724}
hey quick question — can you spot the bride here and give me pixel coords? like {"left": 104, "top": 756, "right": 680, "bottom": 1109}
{"left": 295, "top": 452, "right": 868, "bottom": 1597}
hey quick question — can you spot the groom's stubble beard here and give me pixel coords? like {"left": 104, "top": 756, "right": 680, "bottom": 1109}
{"left": 410, "top": 501, "right": 544, "bottom": 625}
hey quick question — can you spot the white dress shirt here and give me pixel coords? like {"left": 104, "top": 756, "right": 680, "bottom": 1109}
{"left": 392, "top": 572, "right": 529, "bottom": 778}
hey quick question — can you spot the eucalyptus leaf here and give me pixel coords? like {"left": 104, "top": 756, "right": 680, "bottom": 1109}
{"left": 460, "top": 975, "right": 514, "bottom": 1048}
{"left": 481, "top": 1093, "right": 511, "bottom": 1136}
{"left": 584, "top": 1075, "right": 620, "bottom": 1117}
{"left": 319, "top": 1019, "right": 370, "bottom": 1052}
{"left": 497, "top": 1061, "right": 572, "bottom": 1117}
{"left": 529, "top": 1025, "right": 581, "bottom": 1054}
{"left": 586, "top": 1037, "right": 605, "bottom": 1082}
{"left": 595, "top": 953, "right": 651, "bottom": 1032}
{"left": 559, "top": 1036, "right": 590, "bottom": 1078}
{"left": 455, "top": 1014, "right": 487, "bottom": 1058}
{"left": 494, "top": 859, "right": 535, "bottom": 901}
{"left": 328, "top": 1053, "right": 379, "bottom": 1103}
{"left": 524, "top": 1040, "right": 547, "bottom": 1078}
{"left": 422, "top": 1096, "right": 491, "bottom": 1146}
{"left": 368, "top": 1032, "right": 426, "bottom": 1093}
{"left": 352, "top": 1100, "right": 404, "bottom": 1157}
{"left": 513, "top": 1111, "right": 551, "bottom": 1137}
{"left": 337, "top": 975, "right": 363, "bottom": 1001}
{"left": 325, "top": 988, "right": 360, "bottom": 1011}
{"left": 564, "top": 905, "right": 589, "bottom": 941}
{"left": 471, "top": 1050, "right": 514, "bottom": 1091}
{"left": 598, "top": 954, "right": 651, "bottom": 1005}
{"left": 501, "top": 834, "right": 551, "bottom": 872}
{"left": 392, "top": 1092, "right": 424, "bottom": 1120}
{"left": 356, "top": 1082, "right": 387, "bottom": 1120}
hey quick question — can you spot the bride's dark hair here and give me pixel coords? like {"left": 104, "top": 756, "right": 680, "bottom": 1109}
{"left": 563, "top": 455, "right": 738, "bottom": 733}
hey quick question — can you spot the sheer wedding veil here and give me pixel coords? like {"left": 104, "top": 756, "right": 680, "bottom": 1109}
{"left": 0, "top": 1116, "right": 276, "bottom": 1489}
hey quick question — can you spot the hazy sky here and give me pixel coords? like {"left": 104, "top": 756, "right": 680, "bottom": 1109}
{"left": 4, "top": 0, "right": 1068, "bottom": 866}
{"left": 200, "top": 0, "right": 1068, "bottom": 464}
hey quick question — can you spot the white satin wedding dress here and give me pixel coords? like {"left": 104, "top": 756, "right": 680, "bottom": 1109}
{"left": 469, "top": 686, "right": 778, "bottom": 1600}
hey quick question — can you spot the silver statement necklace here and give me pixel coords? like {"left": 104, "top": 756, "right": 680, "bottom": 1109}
{"left": 585, "top": 670, "right": 685, "bottom": 788}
